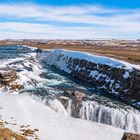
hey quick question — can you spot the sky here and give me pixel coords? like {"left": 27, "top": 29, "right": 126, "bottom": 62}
{"left": 0, "top": 0, "right": 140, "bottom": 39}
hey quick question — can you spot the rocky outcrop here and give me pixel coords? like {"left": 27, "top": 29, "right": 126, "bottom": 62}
{"left": 10, "top": 84, "right": 24, "bottom": 91}
{"left": 130, "top": 70, "right": 140, "bottom": 100}
{"left": 122, "top": 132, "right": 140, "bottom": 140}
{"left": 0, "top": 68, "right": 24, "bottom": 91}
{"left": 0, "top": 128, "right": 27, "bottom": 140}
{"left": 64, "top": 90, "right": 86, "bottom": 101}
{"left": 0, "top": 68, "right": 17, "bottom": 85}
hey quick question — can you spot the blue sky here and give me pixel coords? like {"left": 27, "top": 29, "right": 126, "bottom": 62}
{"left": 1, "top": 0, "right": 140, "bottom": 8}
{"left": 0, "top": 0, "right": 140, "bottom": 39}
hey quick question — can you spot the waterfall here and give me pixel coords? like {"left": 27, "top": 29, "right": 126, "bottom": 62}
{"left": 46, "top": 98, "right": 68, "bottom": 115}
{"left": 30, "top": 94, "right": 68, "bottom": 115}
{"left": 30, "top": 92, "right": 140, "bottom": 133}
{"left": 79, "top": 101, "right": 140, "bottom": 133}
{"left": 67, "top": 99, "right": 72, "bottom": 115}
{"left": 22, "top": 48, "right": 140, "bottom": 133}
{"left": 29, "top": 92, "right": 140, "bottom": 133}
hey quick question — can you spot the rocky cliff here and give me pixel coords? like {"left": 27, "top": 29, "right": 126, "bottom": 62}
{"left": 40, "top": 49, "right": 140, "bottom": 108}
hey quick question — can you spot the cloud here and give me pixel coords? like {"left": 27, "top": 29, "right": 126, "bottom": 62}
{"left": 0, "top": 4, "right": 140, "bottom": 39}
{"left": 0, "top": 21, "right": 139, "bottom": 39}
{"left": 0, "top": 22, "right": 107, "bottom": 39}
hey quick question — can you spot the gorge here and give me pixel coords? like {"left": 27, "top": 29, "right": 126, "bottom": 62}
{"left": 0, "top": 45, "right": 140, "bottom": 138}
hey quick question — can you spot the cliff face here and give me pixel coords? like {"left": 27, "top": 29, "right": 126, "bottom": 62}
{"left": 64, "top": 58, "right": 140, "bottom": 105}
{"left": 41, "top": 49, "right": 140, "bottom": 108}
{"left": 131, "top": 70, "right": 140, "bottom": 101}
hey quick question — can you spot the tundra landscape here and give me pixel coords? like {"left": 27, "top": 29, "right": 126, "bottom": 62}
{"left": 0, "top": 39, "right": 140, "bottom": 140}
{"left": 0, "top": 0, "right": 140, "bottom": 140}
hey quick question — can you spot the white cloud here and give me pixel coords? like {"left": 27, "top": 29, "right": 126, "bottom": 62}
{"left": 0, "top": 22, "right": 139, "bottom": 39}
{"left": 0, "top": 4, "right": 140, "bottom": 39}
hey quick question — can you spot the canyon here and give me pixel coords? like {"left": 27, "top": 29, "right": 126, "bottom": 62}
{"left": 0, "top": 43, "right": 140, "bottom": 140}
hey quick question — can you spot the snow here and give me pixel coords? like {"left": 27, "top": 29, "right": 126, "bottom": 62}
{"left": 90, "top": 71, "right": 99, "bottom": 77}
{"left": 41, "top": 49, "right": 140, "bottom": 70}
{"left": 0, "top": 52, "right": 46, "bottom": 92}
{"left": 0, "top": 93, "right": 124, "bottom": 140}
{"left": 22, "top": 45, "right": 37, "bottom": 51}
{"left": 123, "top": 71, "right": 130, "bottom": 78}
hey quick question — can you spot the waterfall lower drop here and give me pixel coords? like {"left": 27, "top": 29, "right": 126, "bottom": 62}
{"left": 79, "top": 101, "right": 140, "bottom": 133}
{"left": 38, "top": 95, "right": 140, "bottom": 133}
{"left": 30, "top": 94, "right": 69, "bottom": 116}
{"left": 67, "top": 99, "right": 72, "bottom": 116}
{"left": 46, "top": 98, "right": 68, "bottom": 115}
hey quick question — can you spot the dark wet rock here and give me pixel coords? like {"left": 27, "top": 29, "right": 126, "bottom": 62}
{"left": 67, "top": 58, "right": 140, "bottom": 108}
{"left": 36, "top": 48, "right": 42, "bottom": 53}
{"left": 122, "top": 132, "right": 140, "bottom": 140}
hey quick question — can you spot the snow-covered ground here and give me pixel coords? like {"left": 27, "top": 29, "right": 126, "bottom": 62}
{"left": 0, "top": 93, "right": 124, "bottom": 140}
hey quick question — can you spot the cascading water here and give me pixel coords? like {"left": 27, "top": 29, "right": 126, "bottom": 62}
{"left": 28, "top": 91, "right": 140, "bottom": 133}
{"left": 79, "top": 100, "right": 140, "bottom": 133}
{"left": 26, "top": 63, "right": 140, "bottom": 133}
{"left": 1, "top": 45, "right": 140, "bottom": 134}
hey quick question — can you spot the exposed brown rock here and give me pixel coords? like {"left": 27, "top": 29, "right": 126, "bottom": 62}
{"left": 21, "top": 129, "right": 35, "bottom": 137}
{"left": 0, "top": 128, "right": 27, "bottom": 140}
{"left": 0, "top": 68, "right": 24, "bottom": 92}
{"left": 10, "top": 84, "right": 24, "bottom": 91}
{"left": 122, "top": 132, "right": 140, "bottom": 140}
{"left": 34, "top": 129, "right": 39, "bottom": 132}
{"left": 0, "top": 68, "right": 17, "bottom": 85}
{"left": 64, "top": 90, "right": 86, "bottom": 100}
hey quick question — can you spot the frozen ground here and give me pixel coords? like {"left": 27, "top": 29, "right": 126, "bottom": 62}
{"left": 0, "top": 93, "right": 124, "bottom": 140}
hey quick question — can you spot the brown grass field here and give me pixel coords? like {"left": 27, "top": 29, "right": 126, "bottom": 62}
{"left": 0, "top": 40, "right": 140, "bottom": 65}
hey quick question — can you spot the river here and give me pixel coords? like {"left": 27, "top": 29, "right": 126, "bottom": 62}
{"left": 1, "top": 45, "right": 140, "bottom": 133}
